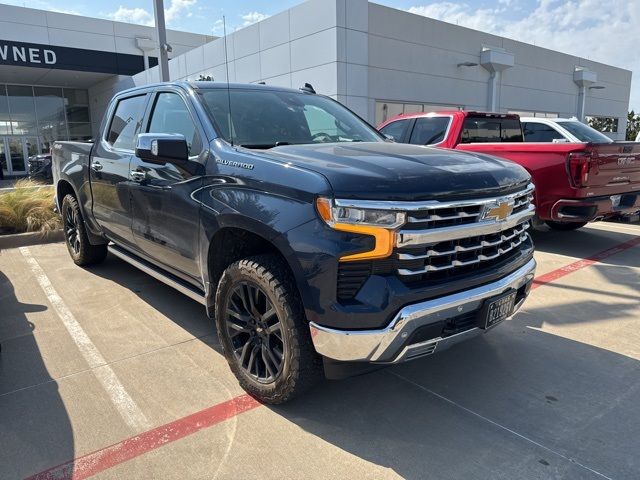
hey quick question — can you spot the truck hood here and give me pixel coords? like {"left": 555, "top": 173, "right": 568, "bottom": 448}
{"left": 264, "top": 142, "right": 531, "bottom": 200}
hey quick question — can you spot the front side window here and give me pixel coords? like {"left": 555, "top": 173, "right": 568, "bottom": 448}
{"left": 460, "top": 116, "right": 523, "bottom": 143}
{"left": 107, "top": 95, "right": 147, "bottom": 150}
{"left": 522, "top": 122, "right": 565, "bottom": 142}
{"left": 148, "top": 92, "right": 202, "bottom": 155}
{"left": 409, "top": 117, "right": 450, "bottom": 145}
{"left": 198, "top": 89, "right": 382, "bottom": 149}
{"left": 379, "top": 119, "right": 410, "bottom": 141}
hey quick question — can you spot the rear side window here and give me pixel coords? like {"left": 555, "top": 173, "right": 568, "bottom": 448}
{"left": 409, "top": 117, "right": 450, "bottom": 145}
{"left": 148, "top": 92, "right": 202, "bottom": 155}
{"left": 460, "top": 116, "right": 523, "bottom": 143}
{"left": 380, "top": 119, "right": 410, "bottom": 141}
{"left": 522, "top": 122, "right": 565, "bottom": 142}
{"left": 106, "top": 95, "right": 147, "bottom": 150}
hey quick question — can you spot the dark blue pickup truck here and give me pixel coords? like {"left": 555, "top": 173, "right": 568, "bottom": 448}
{"left": 53, "top": 82, "right": 536, "bottom": 403}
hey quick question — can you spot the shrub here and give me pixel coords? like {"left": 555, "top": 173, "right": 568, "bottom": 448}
{"left": 0, "top": 179, "right": 61, "bottom": 234}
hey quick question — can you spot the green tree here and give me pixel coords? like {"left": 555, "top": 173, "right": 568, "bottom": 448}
{"left": 626, "top": 110, "right": 640, "bottom": 141}
{"left": 586, "top": 116, "right": 618, "bottom": 133}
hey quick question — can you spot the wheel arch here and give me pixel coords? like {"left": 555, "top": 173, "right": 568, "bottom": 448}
{"left": 204, "top": 223, "right": 311, "bottom": 319}
{"left": 57, "top": 178, "right": 107, "bottom": 245}
{"left": 56, "top": 179, "right": 77, "bottom": 209}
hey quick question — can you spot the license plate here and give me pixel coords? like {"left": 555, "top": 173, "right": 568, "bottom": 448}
{"left": 480, "top": 291, "right": 517, "bottom": 329}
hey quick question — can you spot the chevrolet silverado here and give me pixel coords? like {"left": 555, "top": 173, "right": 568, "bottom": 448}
{"left": 53, "top": 83, "right": 536, "bottom": 403}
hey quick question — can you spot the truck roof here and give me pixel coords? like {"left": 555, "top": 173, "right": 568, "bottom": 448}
{"left": 115, "top": 81, "right": 312, "bottom": 97}
{"left": 379, "top": 110, "right": 520, "bottom": 127}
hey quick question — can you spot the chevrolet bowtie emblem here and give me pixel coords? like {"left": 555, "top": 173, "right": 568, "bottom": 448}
{"left": 483, "top": 201, "right": 514, "bottom": 221}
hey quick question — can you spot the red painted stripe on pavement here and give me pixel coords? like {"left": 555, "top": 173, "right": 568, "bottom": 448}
{"left": 26, "top": 234, "right": 640, "bottom": 480}
{"left": 26, "top": 394, "right": 261, "bottom": 480}
{"left": 531, "top": 235, "right": 640, "bottom": 290}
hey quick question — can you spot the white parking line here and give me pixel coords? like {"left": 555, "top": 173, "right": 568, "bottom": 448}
{"left": 590, "top": 223, "right": 640, "bottom": 234}
{"left": 19, "top": 247, "right": 150, "bottom": 432}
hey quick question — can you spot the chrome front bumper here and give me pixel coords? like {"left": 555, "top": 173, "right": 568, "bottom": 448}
{"left": 309, "top": 258, "right": 536, "bottom": 364}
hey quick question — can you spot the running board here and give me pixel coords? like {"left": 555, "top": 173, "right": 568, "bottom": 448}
{"left": 108, "top": 245, "right": 207, "bottom": 305}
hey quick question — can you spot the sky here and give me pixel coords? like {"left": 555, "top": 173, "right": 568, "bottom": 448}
{"left": 2, "top": 0, "right": 638, "bottom": 111}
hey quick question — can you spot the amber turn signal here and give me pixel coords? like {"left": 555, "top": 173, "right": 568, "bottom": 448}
{"left": 315, "top": 197, "right": 402, "bottom": 262}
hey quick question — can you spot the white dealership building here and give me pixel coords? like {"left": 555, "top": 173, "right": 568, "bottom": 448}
{"left": 0, "top": 0, "right": 632, "bottom": 176}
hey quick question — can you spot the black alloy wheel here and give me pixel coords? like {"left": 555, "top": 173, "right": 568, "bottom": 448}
{"left": 64, "top": 203, "right": 82, "bottom": 255}
{"left": 61, "top": 194, "right": 108, "bottom": 266}
{"left": 225, "top": 281, "right": 285, "bottom": 383}
{"left": 215, "top": 255, "right": 323, "bottom": 404}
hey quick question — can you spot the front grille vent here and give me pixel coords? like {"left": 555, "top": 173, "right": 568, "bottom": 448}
{"left": 403, "top": 189, "right": 533, "bottom": 231}
{"left": 397, "top": 222, "right": 530, "bottom": 277}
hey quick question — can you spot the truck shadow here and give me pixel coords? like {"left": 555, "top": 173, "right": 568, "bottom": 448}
{"left": 270, "top": 305, "right": 640, "bottom": 479}
{"left": 85, "top": 253, "right": 222, "bottom": 353}
{"left": 0, "top": 271, "right": 75, "bottom": 479}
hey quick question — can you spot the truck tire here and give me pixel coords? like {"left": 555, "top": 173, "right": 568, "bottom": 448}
{"left": 62, "top": 194, "right": 108, "bottom": 266}
{"left": 545, "top": 221, "right": 588, "bottom": 231}
{"left": 215, "top": 254, "right": 323, "bottom": 404}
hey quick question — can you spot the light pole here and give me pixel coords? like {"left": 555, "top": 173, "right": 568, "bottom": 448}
{"left": 153, "top": 0, "right": 171, "bottom": 82}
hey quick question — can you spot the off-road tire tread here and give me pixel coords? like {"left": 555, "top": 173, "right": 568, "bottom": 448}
{"left": 62, "top": 194, "right": 108, "bottom": 266}
{"left": 215, "top": 254, "right": 323, "bottom": 404}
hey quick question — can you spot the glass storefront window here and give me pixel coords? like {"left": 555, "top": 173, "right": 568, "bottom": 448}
{"left": 64, "top": 89, "right": 90, "bottom": 122}
{"left": 68, "top": 123, "right": 92, "bottom": 140}
{"left": 7, "top": 85, "right": 38, "bottom": 135}
{"left": 35, "top": 87, "right": 68, "bottom": 146}
{"left": 7, "top": 138, "right": 26, "bottom": 172}
{"left": 64, "top": 88, "right": 92, "bottom": 141}
{"left": 0, "top": 85, "right": 10, "bottom": 135}
{"left": 0, "top": 84, "right": 92, "bottom": 174}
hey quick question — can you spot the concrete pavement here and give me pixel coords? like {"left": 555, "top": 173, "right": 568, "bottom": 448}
{"left": 0, "top": 222, "right": 638, "bottom": 480}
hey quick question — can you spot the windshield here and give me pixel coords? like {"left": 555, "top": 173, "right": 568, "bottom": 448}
{"left": 198, "top": 88, "right": 383, "bottom": 148}
{"left": 558, "top": 121, "right": 613, "bottom": 143}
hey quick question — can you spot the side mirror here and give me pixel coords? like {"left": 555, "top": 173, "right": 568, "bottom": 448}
{"left": 135, "top": 133, "right": 188, "bottom": 165}
{"left": 383, "top": 134, "right": 395, "bottom": 142}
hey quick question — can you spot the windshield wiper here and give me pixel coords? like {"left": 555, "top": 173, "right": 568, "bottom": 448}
{"left": 239, "top": 141, "right": 293, "bottom": 149}
{"left": 239, "top": 143, "right": 278, "bottom": 149}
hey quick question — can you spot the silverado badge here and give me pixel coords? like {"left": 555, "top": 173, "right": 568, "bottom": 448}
{"left": 483, "top": 200, "right": 514, "bottom": 222}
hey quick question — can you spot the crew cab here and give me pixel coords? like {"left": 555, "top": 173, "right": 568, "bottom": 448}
{"left": 53, "top": 83, "right": 536, "bottom": 403}
{"left": 379, "top": 111, "right": 640, "bottom": 230}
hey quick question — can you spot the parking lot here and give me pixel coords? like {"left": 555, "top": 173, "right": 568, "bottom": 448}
{"left": 1, "top": 222, "right": 639, "bottom": 480}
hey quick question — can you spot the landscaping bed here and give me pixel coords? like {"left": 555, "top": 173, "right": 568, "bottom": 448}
{"left": 0, "top": 179, "right": 61, "bottom": 236}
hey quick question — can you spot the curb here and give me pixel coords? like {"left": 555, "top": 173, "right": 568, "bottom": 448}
{"left": 0, "top": 230, "right": 65, "bottom": 250}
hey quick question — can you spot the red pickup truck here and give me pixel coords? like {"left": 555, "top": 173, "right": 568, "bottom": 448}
{"left": 378, "top": 111, "right": 640, "bottom": 230}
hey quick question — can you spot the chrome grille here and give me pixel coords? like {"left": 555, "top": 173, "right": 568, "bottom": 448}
{"left": 406, "top": 205, "right": 483, "bottom": 228}
{"left": 403, "top": 187, "right": 533, "bottom": 230}
{"left": 335, "top": 184, "right": 535, "bottom": 301}
{"left": 397, "top": 223, "right": 531, "bottom": 276}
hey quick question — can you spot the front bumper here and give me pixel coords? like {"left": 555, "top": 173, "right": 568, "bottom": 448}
{"left": 309, "top": 258, "right": 536, "bottom": 363}
{"left": 550, "top": 191, "right": 640, "bottom": 222}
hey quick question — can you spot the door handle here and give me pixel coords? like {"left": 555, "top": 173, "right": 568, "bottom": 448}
{"left": 91, "top": 161, "right": 103, "bottom": 172}
{"left": 130, "top": 170, "right": 146, "bottom": 182}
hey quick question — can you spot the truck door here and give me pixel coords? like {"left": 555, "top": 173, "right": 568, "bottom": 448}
{"left": 90, "top": 94, "right": 149, "bottom": 247}
{"left": 129, "top": 90, "right": 206, "bottom": 283}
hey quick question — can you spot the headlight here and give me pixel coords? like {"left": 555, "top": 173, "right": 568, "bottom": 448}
{"left": 316, "top": 197, "right": 406, "bottom": 261}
